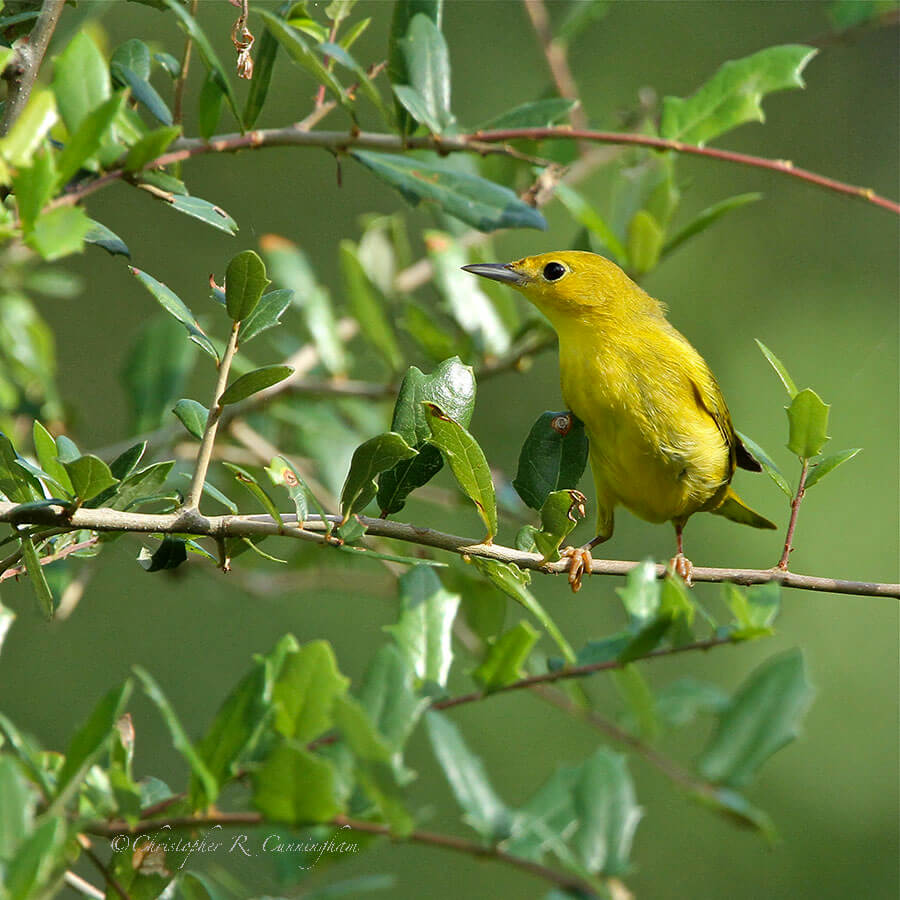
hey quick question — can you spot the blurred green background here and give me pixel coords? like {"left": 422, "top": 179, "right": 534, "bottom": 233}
{"left": 0, "top": 1, "right": 897, "bottom": 897}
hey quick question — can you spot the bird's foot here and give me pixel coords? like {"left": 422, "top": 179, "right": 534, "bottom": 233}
{"left": 559, "top": 545, "right": 593, "bottom": 594}
{"left": 668, "top": 553, "right": 694, "bottom": 586}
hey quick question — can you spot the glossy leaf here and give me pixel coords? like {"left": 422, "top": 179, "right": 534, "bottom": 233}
{"left": 513, "top": 411, "right": 589, "bottom": 510}
{"left": 111, "top": 38, "right": 151, "bottom": 79}
{"left": 109, "top": 461, "right": 174, "bottom": 511}
{"left": 253, "top": 742, "right": 343, "bottom": 823}
{"left": 51, "top": 32, "right": 110, "bottom": 133}
{"left": 261, "top": 234, "right": 346, "bottom": 375}
{"left": 427, "top": 231, "right": 511, "bottom": 355}
{"left": 238, "top": 289, "right": 293, "bottom": 344}
{"left": 385, "top": 565, "right": 460, "bottom": 687}
{"left": 223, "top": 462, "right": 283, "bottom": 526}
{"left": 398, "top": 13, "right": 453, "bottom": 132}
{"left": 388, "top": 0, "right": 443, "bottom": 134}
{"left": 531, "top": 488, "right": 586, "bottom": 562}
{"left": 660, "top": 45, "right": 817, "bottom": 145}
{"left": 265, "top": 455, "right": 311, "bottom": 524}
{"left": 377, "top": 357, "right": 476, "bottom": 515}
{"left": 123, "top": 124, "right": 180, "bottom": 172}
{"left": 63, "top": 454, "right": 118, "bottom": 502}
{"left": 725, "top": 581, "right": 781, "bottom": 641}
{"left": 755, "top": 339, "right": 798, "bottom": 397}
{"left": 351, "top": 150, "right": 547, "bottom": 232}
{"left": 340, "top": 241, "right": 402, "bottom": 370}
{"left": 736, "top": 431, "right": 792, "bottom": 498}
{"left": 340, "top": 431, "right": 417, "bottom": 519}
{"left": 112, "top": 60, "right": 173, "bottom": 125}
{"left": 571, "top": 748, "right": 642, "bottom": 876}
{"left": 33, "top": 421, "right": 73, "bottom": 496}
{"left": 168, "top": 195, "right": 239, "bottom": 235}
{"left": 219, "top": 365, "right": 293, "bottom": 405}
{"left": 84, "top": 219, "right": 130, "bottom": 257}
{"left": 425, "top": 710, "right": 511, "bottom": 840}
{"left": 130, "top": 267, "right": 218, "bottom": 360}
{"left": 472, "top": 621, "right": 539, "bottom": 691}
{"left": 425, "top": 402, "right": 497, "bottom": 540}
{"left": 805, "top": 447, "right": 862, "bottom": 488}
{"left": 476, "top": 98, "right": 577, "bottom": 130}
{"left": 662, "top": 192, "right": 762, "bottom": 257}
{"left": 698, "top": 648, "right": 814, "bottom": 787}
{"left": 472, "top": 557, "right": 576, "bottom": 664}
{"left": 786, "top": 388, "right": 830, "bottom": 458}
{"left": 272, "top": 640, "right": 349, "bottom": 741}
{"left": 226, "top": 249, "right": 270, "bottom": 322}
{"left": 138, "top": 536, "right": 188, "bottom": 571}
{"left": 21, "top": 536, "right": 54, "bottom": 619}
{"left": 243, "top": 11, "right": 280, "bottom": 127}
{"left": 172, "top": 398, "right": 209, "bottom": 440}
{"left": 0, "top": 433, "right": 42, "bottom": 502}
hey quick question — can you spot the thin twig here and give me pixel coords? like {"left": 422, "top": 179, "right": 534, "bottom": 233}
{"left": 172, "top": 0, "right": 200, "bottom": 125}
{"left": 778, "top": 458, "right": 810, "bottom": 570}
{"left": 0, "top": 505, "right": 896, "bottom": 597}
{"left": 63, "top": 872, "right": 105, "bottom": 900}
{"left": 0, "top": 0, "right": 66, "bottom": 136}
{"left": 85, "top": 813, "right": 604, "bottom": 898}
{"left": 52, "top": 127, "right": 900, "bottom": 215}
{"left": 184, "top": 321, "right": 241, "bottom": 510}
{"left": 0, "top": 536, "right": 98, "bottom": 582}
{"left": 80, "top": 842, "right": 132, "bottom": 900}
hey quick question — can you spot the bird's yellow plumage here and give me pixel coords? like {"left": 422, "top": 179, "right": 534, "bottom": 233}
{"left": 463, "top": 251, "right": 773, "bottom": 588}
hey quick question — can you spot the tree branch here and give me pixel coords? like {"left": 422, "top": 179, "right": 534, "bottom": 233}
{"left": 84, "top": 813, "right": 605, "bottom": 898}
{"left": 53, "top": 126, "right": 900, "bottom": 215}
{"left": 0, "top": 0, "right": 66, "bottom": 136}
{"left": 1, "top": 505, "right": 896, "bottom": 597}
{"left": 778, "top": 459, "right": 810, "bottom": 570}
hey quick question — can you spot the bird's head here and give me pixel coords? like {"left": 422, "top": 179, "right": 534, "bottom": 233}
{"left": 462, "top": 250, "right": 653, "bottom": 329}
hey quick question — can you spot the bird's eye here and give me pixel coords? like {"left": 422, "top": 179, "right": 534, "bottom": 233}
{"left": 543, "top": 262, "right": 566, "bottom": 281}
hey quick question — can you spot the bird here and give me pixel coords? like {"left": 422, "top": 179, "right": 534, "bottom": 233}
{"left": 462, "top": 251, "right": 775, "bottom": 592}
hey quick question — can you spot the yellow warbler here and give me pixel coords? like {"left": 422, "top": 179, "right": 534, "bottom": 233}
{"left": 463, "top": 251, "right": 774, "bottom": 590}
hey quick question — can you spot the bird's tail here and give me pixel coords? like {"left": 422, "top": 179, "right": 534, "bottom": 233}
{"left": 710, "top": 486, "right": 777, "bottom": 529}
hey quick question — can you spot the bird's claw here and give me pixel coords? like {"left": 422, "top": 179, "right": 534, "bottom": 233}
{"left": 668, "top": 553, "right": 694, "bottom": 586}
{"left": 559, "top": 545, "right": 593, "bottom": 594}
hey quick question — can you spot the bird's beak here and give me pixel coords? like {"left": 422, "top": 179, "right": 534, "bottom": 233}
{"left": 461, "top": 263, "right": 527, "bottom": 286}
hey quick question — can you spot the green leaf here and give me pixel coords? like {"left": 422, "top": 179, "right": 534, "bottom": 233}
{"left": 138, "top": 536, "right": 188, "bottom": 571}
{"left": 340, "top": 431, "right": 417, "bottom": 519}
{"left": 130, "top": 267, "right": 218, "bottom": 360}
{"left": 111, "top": 38, "right": 151, "bottom": 80}
{"left": 0, "top": 433, "right": 42, "bottom": 502}
{"left": 3, "top": 816, "right": 67, "bottom": 900}
{"left": 254, "top": 742, "right": 344, "bottom": 824}
{"left": 513, "top": 411, "right": 589, "bottom": 510}
{"left": 615, "top": 559, "right": 660, "bottom": 625}
{"left": 261, "top": 235, "right": 346, "bottom": 375}
{"left": 33, "top": 421, "right": 73, "bottom": 496}
{"left": 699, "top": 787, "right": 778, "bottom": 843}
{"left": 222, "top": 462, "right": 284, "bottom": 526}
{"left": 557, "top": 0, "right": 613, "bottom": 43}
{"left": 226, "top": 249, "right": 270, "bottom": 321}
{"left": 660, "top": 45, "right": 817, "bottom": 146}
{"left": 398, "top": 13, "right": 453, "bottom": 133}
{"left": 571, "top": 748, "right": 642, "bottom": 876}
{"left": 698, "top": 648, "right": 814, "bottom": 788}
{"left": 385, "top": 565, "right": 460, "bottom": 687}
{"left": 530, "top": 488, "right": 586, "bottom": 562}
{"left": 167, "top": 195, "right": 239, "bottom": 235}
{"left": 161, "top": 0, "right": 242, "bottom": 125}
{"left": 272, "top": 640, "right": 349, "bottom": 741}
{"left": 319, "top": 42, "right": 390, "bottom": 123}
{"left": 805, "top": 447, "right": 862, "bottom": 488}
{"left": 626, "top": 209, "right": 664, "bottom": 276}
{"left": 111, "top": 60, "right": 173, "bottom": 125}
{"left": 51, "top": 32, "right": 110, "bottom": 134}
{"left": 243, "top": 13, "right": 280, "bottom": 128}
{"left": 340, "top": 241, "right": 402, "bottom": 370}
{"left": 0, "top": 755, "right": 33, "bottom": 859}
{"left": 172, "top": 399, "right": 209, "bottom": 440}
{"left": 21, "top": 535, "right": 54, "bottom": 619}
{"left": 84, "top": 218, "right": 130, "bottom": 257}
{"left": 265, "top": 455, "right": 309, "bottom": 523}
{"left": 736, "top": 431, "right": 791, "bottom": 498}
{"left": 109, "top": 461, "right": 175, "bottom": 511}
{"left": 197, "top": 71, "right": 224, "bottom": 140}
{"left": 26, "top": 206, "right": 91, "bottom": 261}
{"left": 219, "top": 365, "right": 294, "bottom": 405}
{"left": 476, "top": 98, "right": 577, "bottom": 130}
{"left": 725, "top": 581, "right": 781, "bottom": 641}
{"left": 662, "top": 192, "right": 762, "bottom": 257}
{"left": 63, "top": 454, "right": 118, "bottom": 502}
{"left": 0, "top": 89, "right": 58, "bottom": 168}
{"left": 377, "top": 357, "right": 475, "bottom": 515}
{"left": 786, "top": 388, "right": 830, "bottom": 458}
{"left": 0, "top": 596, "right": 15, "bottom": 658}
{"left": 424, "top": 402, "right": 497, "bottom": 540}
{"left": 427, "top": 231, "right": 511, "bottom": 356}
{"left": 472, "top": 557, "right": 576, "bottom": 664}
{"left": 351, "top": 150, "right": 547, "bottom": 232}
{"left": 426, "top": 711, "right": 511, "bottom": 840}
{"left": 123, "top": 124, "right": 180, "bottom": 172}
{"left": 655, "top": 677, "right": 729, "bottom": 729}
{"left": 614, "top": 663, "right": 659, "bottom": 740}
{"left": 257, "top": 10, "right": 347, "bottom": 105}
{"left": 11, "top": 150, "right": 56, "bottom": 232}
{"left": 555, "top": 183, "right": 627, "bottom": 264}
{"left": 755, "top": 339, "right": 797, "bottom": 397}
{"left": 133, "top": 665, "right": 218, "bottom": 805}
{"left": 388, "top": 0, "right": 443, "bottom": 134}
{"left": 53, "top": 681, "right": 132, "bottom": 808}
{"left": 472, "top": 621, "right": 539, "bottom": 691}
{"left": 238, "top": 289, "right": 293, "bottom": 344}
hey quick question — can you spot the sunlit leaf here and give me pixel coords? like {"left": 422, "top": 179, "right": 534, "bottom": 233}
{"left": 805, "top": 447, "right": 861, "bottom": 488}
{"left": 340, "top": 431, "right": 417, "bottom": 519}
{"left": 786, "top": 388, "right": 830, "bottom": 458}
